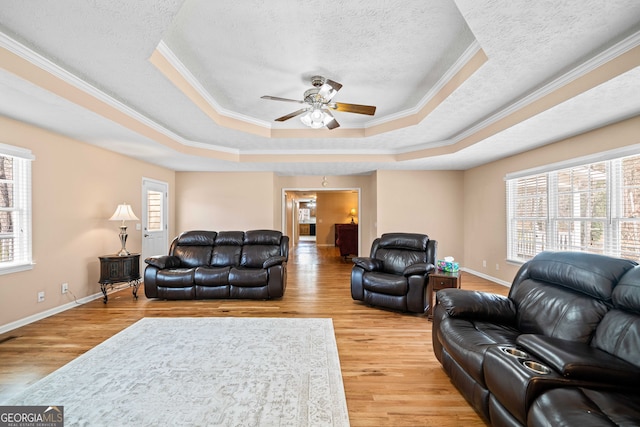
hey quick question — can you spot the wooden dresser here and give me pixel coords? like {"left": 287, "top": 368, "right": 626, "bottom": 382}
{"left": 335, "top": 223, "right": 358, "bottom": 258}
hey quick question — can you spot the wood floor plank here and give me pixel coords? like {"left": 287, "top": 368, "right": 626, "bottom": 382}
{"left": 0, "top": 241, "right": 508, "bottom": 426}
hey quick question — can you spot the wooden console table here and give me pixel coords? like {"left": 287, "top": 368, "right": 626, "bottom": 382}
{"left": 98, "top": 254, "right": 141, "bottom": 303}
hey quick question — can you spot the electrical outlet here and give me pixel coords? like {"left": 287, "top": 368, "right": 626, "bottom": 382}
{"left": 496, "top": 263, "right": 500, "bottom": 271}
{"left": 482, "top": 260, "right": 487, "bottom": 268}
{"left": 61, "top": 283, "right": 69, "bottom": 294}
{"left": 37, "top": 291, "right": 45, "bottom": 303}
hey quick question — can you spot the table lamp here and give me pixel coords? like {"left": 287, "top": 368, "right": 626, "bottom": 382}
{"left": 349, "top": 208, "right": 357, "bottom": 224}
{"left": 109, "top": 203, "right": 139, "bottom": 256}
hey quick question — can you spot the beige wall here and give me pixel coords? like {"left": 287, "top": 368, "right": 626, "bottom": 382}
{"left": 0, "top": 117, "right": 175, "bottom": 328}
{"left": 463, "top": 116, "right": 640, "bottom": 284}
{"left": 315, "top": 191, "right": 359, "bottom": 246}
{"left": 376, "top": 170, "right": 464, "bottom": 263}
{"left": 3, "top": 114, "right": 638, "bottom": 330}
{"left": 175, "top": 172, "right": 277, "bottom": 232}
{"left": 275, "top": 175, "right": 376, "bottom": 253}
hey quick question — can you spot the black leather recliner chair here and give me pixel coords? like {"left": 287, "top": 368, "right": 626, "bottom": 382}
{"left": 350, "top": 233, "right": 437, "bottom": 313}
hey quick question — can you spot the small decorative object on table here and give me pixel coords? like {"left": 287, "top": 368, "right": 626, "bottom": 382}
{"left": 437, "top": 256, "right": 459, "bottom": 272}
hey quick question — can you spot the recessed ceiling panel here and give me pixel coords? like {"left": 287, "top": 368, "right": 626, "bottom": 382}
{"left": 161, "top": 0, "right": 478, "bottom": 129}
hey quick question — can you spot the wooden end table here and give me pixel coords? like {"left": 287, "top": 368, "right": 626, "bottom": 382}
{"left": 98, "top": 254, "right": 141, "bottom": 303}
{"left": 427, "top": 270, "right": 462, "bottom": 319}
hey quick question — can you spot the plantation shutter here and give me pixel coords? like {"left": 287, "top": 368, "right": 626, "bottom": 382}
{"left": 506, "top": 174, "right": 547, "bottom": 262}
{"left": 0, "top": 143, "right": 34, "bottom": 273}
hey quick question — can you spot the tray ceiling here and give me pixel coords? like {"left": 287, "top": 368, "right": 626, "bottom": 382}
{"left": 0, "top": 0, "right": 639, "bottom": 175}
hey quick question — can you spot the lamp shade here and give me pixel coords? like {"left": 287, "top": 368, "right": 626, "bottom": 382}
{"left": 109, "top": 204, "right": 139, "bottom": 222}
{"left": 300, "top": 108, "right": 334, "bottom": 129}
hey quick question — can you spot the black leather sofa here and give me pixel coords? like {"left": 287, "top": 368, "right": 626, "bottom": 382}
{"left": 351, "top": 232, "right": 437, "bottom": 313}
{"left": 432, "top": 251, "right": 640, "bottom": 426}
{"left": 144, "top": 230, "right": 289, "bottom": 300}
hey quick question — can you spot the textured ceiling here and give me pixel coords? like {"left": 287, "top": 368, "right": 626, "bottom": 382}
{"left": 0, "top": 0, "right": 639, "bottom": 175}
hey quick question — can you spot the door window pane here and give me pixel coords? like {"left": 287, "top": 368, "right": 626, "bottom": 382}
{"left": 146, "top": 190, "right": 163, "bottom": 232}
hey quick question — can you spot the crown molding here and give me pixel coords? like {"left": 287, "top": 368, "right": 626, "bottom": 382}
{"left": 2, "top": 26, "right": 638, "bottom": 160}
{"left": 365, "top": 40, "right": 483, "bottom": 127}
{"left": 155, "top": 41, "right": 272, "bottom": 128}
{"left": 449, "top": 29, "right": 640, "bottom": 145}
{"left": 0, "top": 31, "right": 239, "bottom": 155}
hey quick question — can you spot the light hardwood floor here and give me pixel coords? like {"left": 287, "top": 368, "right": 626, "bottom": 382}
{"left": 0, "top": 241, "right": 509, "bottom": 426}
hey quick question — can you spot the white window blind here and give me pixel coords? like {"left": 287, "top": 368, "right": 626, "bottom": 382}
{"left": 0, "top": 143, "right": 34, "bottom": 274}
{"left": 618, "top": 155, "right": 640, "bottom": 259}
{"left": 507, "top": 152, "right": 640, "bottom": 263}
{"left": 506, "top": 175, "right": 547, "bottom": 260}
{"left": 146, "top": 190, "right": 163, "bottom": 232}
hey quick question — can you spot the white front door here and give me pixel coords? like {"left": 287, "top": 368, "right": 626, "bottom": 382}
{"left": 141, "top": 178, "right": 169, "bottom": 265}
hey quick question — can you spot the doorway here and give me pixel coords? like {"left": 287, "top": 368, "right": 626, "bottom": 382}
{"left": 283, "top": 188, "right": 360, "bottom": 254}
{"left": 141, "top": 178, "right": 169, "bottom": 265}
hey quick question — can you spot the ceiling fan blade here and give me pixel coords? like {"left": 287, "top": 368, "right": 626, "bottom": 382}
{"left": 261, "top": 95, "right": 305, "bottom": 104}
{"left": 331, "top": 102, "right": 376, "bottom": 116}
{"left": 275, "top": 108, "right": 308, "bottom": 122}
{"left": 324, "top": 109, "right": 340, "bottom": 130}
{"left": 318, "top": 79, "right": 342, "bottom": 101}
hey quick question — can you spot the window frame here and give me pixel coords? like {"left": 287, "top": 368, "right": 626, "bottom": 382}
{"left": 506, "top": 146, "right": 640, "bottom": 264}
{"left": 0, "top": 143, "right": 34, "bottom": 275}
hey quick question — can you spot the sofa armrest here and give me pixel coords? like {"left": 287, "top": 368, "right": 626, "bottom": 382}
{"left": 517, "top": 334, "right": 640, "bottom": 386}
{"left": 437, "top": 289, "right": 517, "bottom": 324}
{"left": 352, "top": 257, "right": 383, "bottom": 272}
{"left": 144, "top": 255, "right": 181, "bottom": 269}
{"left": 263, "top": 255, "right": 286, "bottom": 269}
{"left": 403, "top": 262, "right": 435, "bottom": 277}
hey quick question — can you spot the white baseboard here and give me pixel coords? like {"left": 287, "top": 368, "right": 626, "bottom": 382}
{"left": 0, "top": 292, "right": 103, "bottom": 335}
{"left": 461, "top": 268, "right": 512, "bottom": 288}
{"left": 0, "top": 269, "right": 510, "bottom": 335}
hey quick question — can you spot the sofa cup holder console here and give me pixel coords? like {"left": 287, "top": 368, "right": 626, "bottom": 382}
{"left": 521, "top": 360, "right": 552, "bottom": 375}
{"left": 499, "top": 346, "right": 528, "bottom": 358}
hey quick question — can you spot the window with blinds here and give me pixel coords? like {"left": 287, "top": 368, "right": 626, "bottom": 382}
{"left": 0, "top": 144, "right": 34, "bottom": 274}
{"left": 146, "top": 190, "right": 163, "bottom": 232}
{"left": 507, "top": 152, "right": 640, "bottom": 263}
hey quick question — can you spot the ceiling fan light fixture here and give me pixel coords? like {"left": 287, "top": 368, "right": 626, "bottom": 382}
{"left": 263, "top": 75, "right": 373, "bottom": 130}
{"left": 300, "top": 108, "right": 330, "bottom": 129}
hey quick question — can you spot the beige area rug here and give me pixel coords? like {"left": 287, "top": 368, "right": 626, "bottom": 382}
{"left": 2, "top": 317, "right": 350, "bottom": 426}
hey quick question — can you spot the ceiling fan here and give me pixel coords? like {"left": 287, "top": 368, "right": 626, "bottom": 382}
{"left": 261, "top": 75, "right": 376, "bottom": 130}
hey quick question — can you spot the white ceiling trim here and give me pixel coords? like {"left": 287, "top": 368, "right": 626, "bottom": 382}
{"left": 393, "top": 138, "right": 459, "bottom": 155}
{"left": 365, "top": 40, "right": 483, "bottom": 128}
{"left": 240, "top": 147, "right": 400, "bottom": 156}
{"left": 0, "top": 30, "right": 241, "bottom": 155}
{"left": 155, "top": 41, "right": 273, "bottom": 129}
{"left": 156, "top": 41, "right": 487, "bottom": 137}
{"left": 449, "top": 29, "right": 640, "bottom": 146}
{"left": 3, "top": 24, "right": 637, "bottom": 164}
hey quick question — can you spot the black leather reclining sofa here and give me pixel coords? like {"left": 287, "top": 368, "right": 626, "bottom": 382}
{"left": 432, "top": 251, "right": 640, "bottom": 426}
{"left": 144, "top": 230, "right": 289, "bottom": 300}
